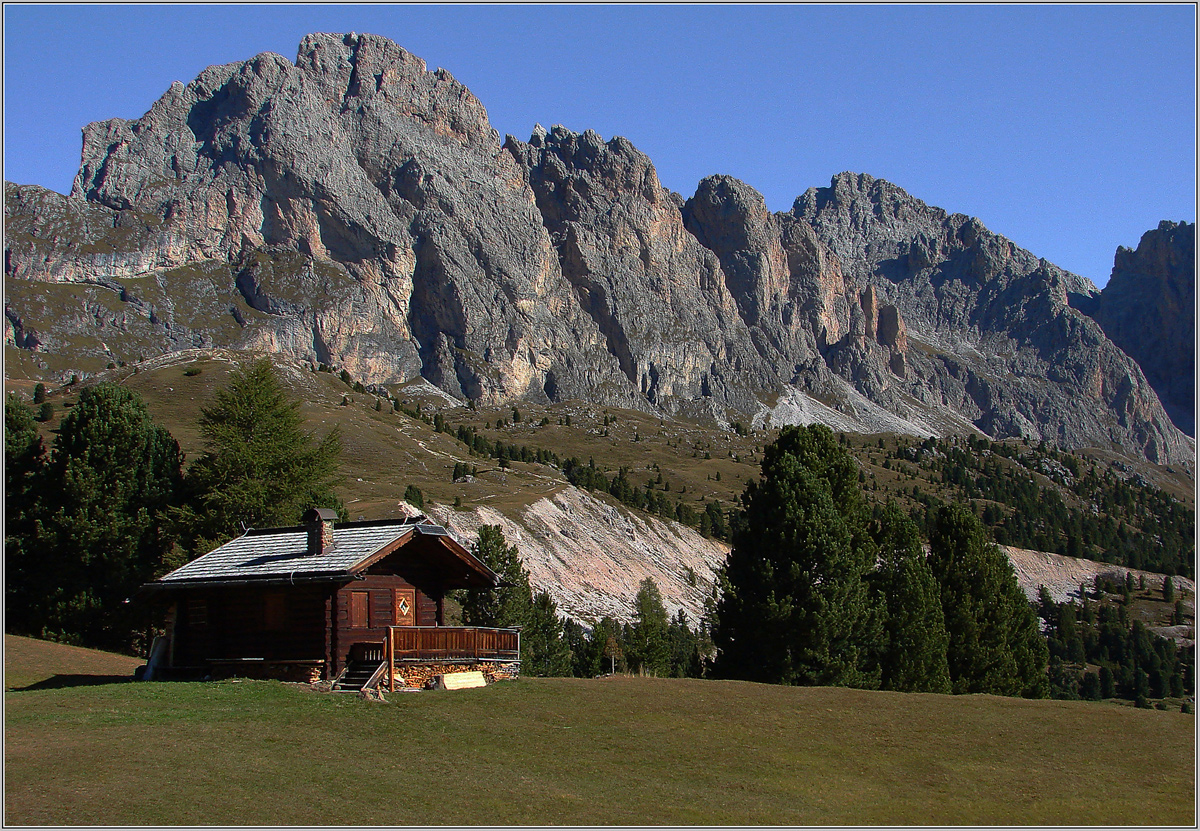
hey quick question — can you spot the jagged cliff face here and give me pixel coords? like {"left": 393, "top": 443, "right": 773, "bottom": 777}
{"left": 782, "top": 174, "right": 1190, "bottom": 465}
{"left": 676, "top": 171, "right": 1190, "bottom": 464}
{"left": 7, "top": 33, "right": 634, "bottom": 407}
{"left": 504, "top": 127, "right": 776, "bottom": 416}
{"left": 4, "top": 32, "right": 1192, "bottom": 466}
{"left": 1085, "top": 221, "right": 1194, "bottom": 437}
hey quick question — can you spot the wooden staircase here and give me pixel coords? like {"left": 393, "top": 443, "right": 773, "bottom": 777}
{"left": 332, "top": 642, "right": 387, "bottom": 693}
{"left": 333, "top": 660, "right": 385, "bottom": 692}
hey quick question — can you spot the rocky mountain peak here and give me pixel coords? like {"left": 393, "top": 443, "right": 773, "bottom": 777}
{"left": 795, "top": 171, "right": 950, "bottom": 234}
{"left": 68, "top": 30, "right": 499, "bottom": 261}
{"left": 505, "top": 125, "right": 773, "bottom": 413}
{"left": 4, "top": 33, "right": 1192, "bottom": 467}
{"left": 1114, "top": 219, "right": 1194, "bottom": 276}
{"left": 297, "top": 31, "right": 493, "bottom": 145}
{"left": 682, "top": 175, "right": 788, "bottom": 328}
{"left": 1089, "top": 220, "right": 1195, "bottom": 436}
{"left": 507, "top": 124, "right": 666, "bottom": 208}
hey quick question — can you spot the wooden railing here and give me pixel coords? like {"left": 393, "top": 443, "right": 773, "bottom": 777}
{"left": 386, "top": 626, "right": 520, "bottom": 661}
{"left": 383, "top": 626, "right": 520, "bottom": 694}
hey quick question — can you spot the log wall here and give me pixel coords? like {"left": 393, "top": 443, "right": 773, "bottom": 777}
{"left": 332, "top": 568, "right": 439, "bottom": 673}
{"left": 172, "top": 584, "right": 329, "bottom": 667}
{"left": 167, "top": 540, "right": 459, "bottom": 678}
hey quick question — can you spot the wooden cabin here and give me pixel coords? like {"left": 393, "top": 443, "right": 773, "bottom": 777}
{"left": 144, "top": 508, "right": 519, "bottom": 687}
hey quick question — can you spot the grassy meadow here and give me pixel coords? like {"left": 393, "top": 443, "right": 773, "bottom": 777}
{"left": 4, "top": 635, "right": 1194, "bottom": 826}
{"left": 19, "top": 349, "right": 1192, "bottom": 530}
{"left": 16, "top": 350, "right": 776, "bottom": 525}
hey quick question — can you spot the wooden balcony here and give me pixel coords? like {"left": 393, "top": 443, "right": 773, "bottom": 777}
{"left": 385, "top": 625, "right": 520, "bottom": 662}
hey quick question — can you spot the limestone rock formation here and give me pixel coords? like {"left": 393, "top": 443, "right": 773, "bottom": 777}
{"left": 426, "top": 487, "right": 728, "bottom": 624}
{"left": 780, "top": 173, "right": 1189, "bottom": 465}
{"left": 4, "top": 32, "right": 1192, "bottom": 466}
{"left": 678, "top": 171, "right": 1189, "bottom": 464}
{"left": 8, "top": 33, "right": 634, "bottom": 407}
{"left": 504, "top": 129, "right": 776, "bottom": 417}
{"left": 1085, "top": 221, "right": 1194, "bottom": 436}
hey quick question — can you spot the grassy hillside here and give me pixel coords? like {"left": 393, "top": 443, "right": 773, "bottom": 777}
{"left": 4, "top": 637, "right": 1193, "bottom": 826}
{"left": 15, "top": 350, "right": 1193, "bottom": 626}
{"left": 24, "top": 349, "right": 1193, "bottom": 528}
{"left": 4, "top": 634, "right": 143, "bottom": 691}
{"left": 23, "top": 350, "right": 768, "bottom": 522}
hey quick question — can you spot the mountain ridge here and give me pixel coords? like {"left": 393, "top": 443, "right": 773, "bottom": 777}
{"left": 1085, "top": 220, "right": 1195, "bottom": 437}
{"left": 4, "top": 31, "right": 1192, "bottom": 467}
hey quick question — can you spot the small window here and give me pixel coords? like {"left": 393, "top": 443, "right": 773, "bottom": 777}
{"left": 189, "top": 597, "right": 208, "bottom": 627}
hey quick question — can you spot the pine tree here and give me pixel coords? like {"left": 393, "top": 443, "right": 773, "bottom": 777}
{"left": 626, "top": 578, "right": 670, "bottom": 676}
{"left": 667, "top": 609, "right": 705, "bottom": 678}
{"left": 33, "top": 383, "right": 182, "bottom": 649}
{"left": 457, "top": 525, "right": 568, "bottom": 675}
{"left": 404, "top": 485, "right": 425, "bottom": 509}
{"left": 713, "top": 425, "right": 881, "bottom": 688}
{"left": 592, "top": 616, "right": 626, "bottom": 675}
{"left": 1099, "top": 665, "right": 1116, "bottom": 698}
{"left": 928, "top": 504, "right": 1049, "bottom": 698}
{"left": 869, "top": 504, "right": 951, "bottom": 693}
{"left": 5, "top": 394, "right": 47, "bottom": 635}
{"left": 178, "top": 359, "right": 342, "bottom": 547}
{"left": 5, "top": 393, "right": 44, "bottom": 520}
{"left": 459, "top": 525, "right": 533, "bottom": 630}
{"left": 523, "top": 590, "right": 572, "bottom": 677}
{"left": 562, "top": 618, "right": 592, "bottom": 677}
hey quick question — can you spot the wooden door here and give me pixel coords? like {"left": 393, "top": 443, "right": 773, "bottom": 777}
{"left": 394, "top": 588, "right": 416, "bottom": 626}
{"left": 350, "top": 591, "right": 369, "bottom": 629}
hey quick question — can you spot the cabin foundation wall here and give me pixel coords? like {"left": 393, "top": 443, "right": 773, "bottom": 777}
{"left": 209, "top": 660, "right": 325, "bottom": 683}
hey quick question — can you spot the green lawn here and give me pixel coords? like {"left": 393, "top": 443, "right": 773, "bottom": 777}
{"left": 4, "top": 637, "right": 1194, "bottom": 825}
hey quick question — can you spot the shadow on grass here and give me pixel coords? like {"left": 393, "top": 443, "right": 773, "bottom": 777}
{"left": 10, "top": 674, "right": 135, "bottom": 692}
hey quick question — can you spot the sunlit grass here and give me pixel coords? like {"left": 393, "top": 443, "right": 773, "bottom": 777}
{"left": 5, "top": 637, "right": 1193, "bottom": 826}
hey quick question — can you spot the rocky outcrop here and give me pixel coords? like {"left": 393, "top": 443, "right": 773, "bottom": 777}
{"left": 1004, "top": 544, "right": 1197, "bottom": 606}
{"left": 678, "top": 171, "right": 1189, "bottom": 464}
{"left": 777, "top": 173, "right": 1190, "bottom": 465}
{"left": 505, "top": 129, "right": 776, "bottom": 415}
{"left": 425, "top": 486, "right": 727, "bottom": 625}
{"left": 4, "top": 33, "right": 1192, "bottom": 466}
{"left": 1085, "top": 221, "right": 1194, "bottom": 436}
{"left": 10, "top": 33, "right": 637, "bottom": 405}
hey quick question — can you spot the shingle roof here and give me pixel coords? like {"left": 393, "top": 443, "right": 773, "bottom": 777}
{"left": 157, "top": 519, "right": 461, "bottom": 585}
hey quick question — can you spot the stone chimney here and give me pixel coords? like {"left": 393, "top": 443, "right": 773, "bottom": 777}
{"left": 302, "top": 507, "right": 338, "bottom": 556}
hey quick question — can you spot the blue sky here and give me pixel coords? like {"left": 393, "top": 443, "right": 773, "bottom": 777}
{"left": 4, "top": 4, "right": 1195, "bottom": 288}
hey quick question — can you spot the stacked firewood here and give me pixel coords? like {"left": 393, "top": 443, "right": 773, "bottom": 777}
{"left": 391, "top": 660, "right": 521, "bottom": 688}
